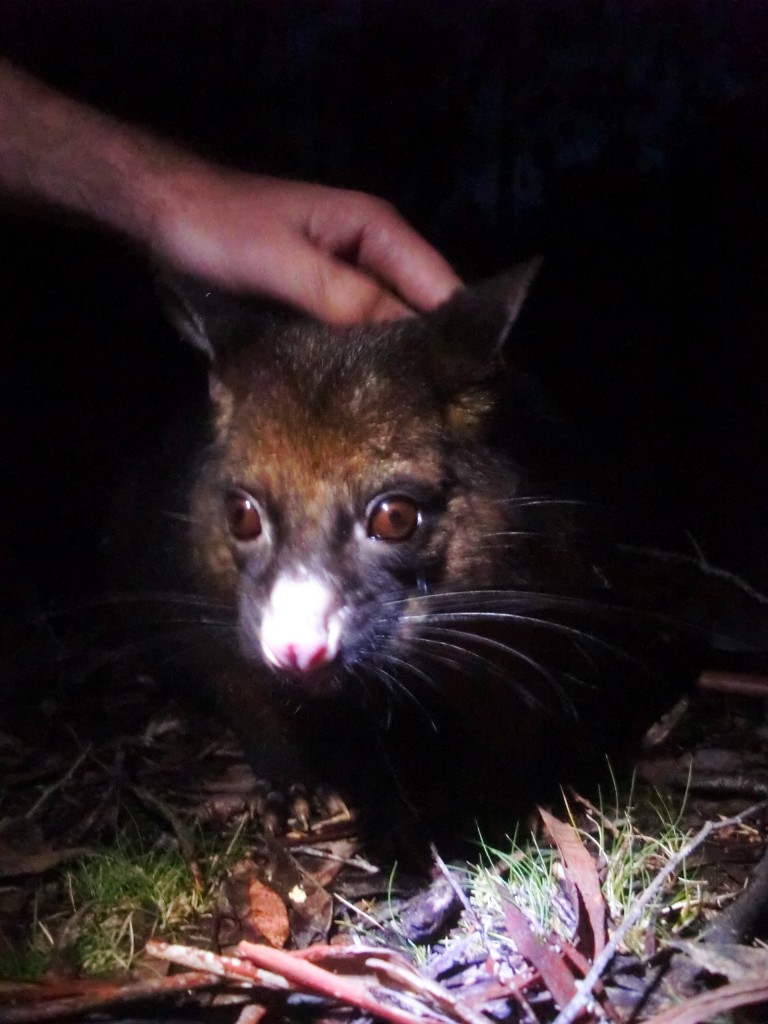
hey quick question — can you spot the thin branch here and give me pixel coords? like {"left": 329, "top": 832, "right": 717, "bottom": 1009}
{"left": 430, "top": 843, "right": 482, "bottom": 933}
{"left": 146, "top": 939, "right": 289, "bottom": 989}
{"left": 366, "top": 956, "right": 490, "bottom": 1024}
{"left": 698, "top": 671, "right": 768, "bottom": 699}
{"left": 24, "top": 747, "right": 90, "bottom": 820}
{"left": 551, "top": 800, "right": 768, "bottom": 1024}
{"left": 0, "top": 970, "right": 221, "bottom": 1023}
{"left": 236, "top": 939, "right": 450, "bottom": 1024}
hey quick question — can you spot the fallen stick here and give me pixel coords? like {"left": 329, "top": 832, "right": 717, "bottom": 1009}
{"left": 0, "top": 971, "right": 220, "bottom": 1024}
{"left": 149, "top": 938, "right": 451, "bottom": 1024}
{"left": 698, "top": 671, "right": 768, "bottom": 699}
{"left": 640, "top": 972, "right": 768, "bottom": 1024}
{"left": 236, "top": 939, "right": 449, "bottom": 1024}
{"left": 146, "top": 939, "right": 289, "bottom": 989}
{"left": 550, "top": 799, "right": 768, "bottom": 1024}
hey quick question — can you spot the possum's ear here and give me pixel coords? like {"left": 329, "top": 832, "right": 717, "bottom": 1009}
{"left": 156, "top": 273, "right": 221, "bottom": 360}
{"left": 429, "top": 257, "right": 542, "bottom": 382}
{"left": 427, "top": 258, "right": 542, "bottom": 432}
{"left": 156, "top": 273, "right": 305, "bottom": 429}
{"left": 156, "top": 272, "right": 299, "bottom": 361}
{"left": 470, "top": 256, "right": 542, "bottom": 355}
{"left": 157, "top": 275, "right": 234, "bottom": 427}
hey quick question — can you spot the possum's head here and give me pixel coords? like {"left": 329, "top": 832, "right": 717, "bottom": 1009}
{"left": 162, "top": 262, "right": 540, "bottom": 694}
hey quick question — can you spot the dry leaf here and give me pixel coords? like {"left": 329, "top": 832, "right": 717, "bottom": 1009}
{"left": 671, "top": 940, "right": 768, "bottom": 982}
{"left": 246, "top": 878, "right": 290, "bottom": 948}
{"left": 641, "top": 973, "right": 768, "bottom": 1024}
{"left": 502, "top": 900, "right": 577, "bottom": 1009}
{"left": 539, "top": 806, "right": 607, "bottom": 956}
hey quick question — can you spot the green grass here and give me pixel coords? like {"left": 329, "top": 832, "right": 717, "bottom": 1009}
{"left": 469, "top": 780, "right": 703, "bottom": 956}
{"left": 581, "top": 782, "right": 703, "bottom": 950}
{"left": 0, "top": 940, "right": 51, "bottom": 983}
{"left": 66, "top": 823, "right": 246, "bottom": 973}
{"left": 0, "top": 822, "right": 247, "bottom": 980}
{"left": 67, "top": 842, "right": 202, "bottom": 972}
{"left": 472, "top": 828, "right": 574, "bottom": 941}
{"left": 0, "top": 886, "right": 55, "bottom": 983}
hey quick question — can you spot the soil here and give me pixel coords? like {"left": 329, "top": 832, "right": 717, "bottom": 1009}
{"left": 0, "top": 616, "right": 767, "bottom": 1024}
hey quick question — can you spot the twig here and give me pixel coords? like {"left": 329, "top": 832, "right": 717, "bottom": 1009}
{"left": 640, "top": 973, "right": 768, "bottom": 1024}
{"left": 146, "top": 940, "right": 290, "bottom": 988}
{"left": 132, "top": 783, "right": 205, "bottom": 890}
{"left": 333, "top": 891, "right": 388, "bottom": 930}
{"left": 0, "top": 970, "right": 220, "bottom": 1023}
{"left": 236, "top": 939, "right": 449, "bottom": 1024}
{"left": 430, "top": 844, "right": 483, "bottom": 933}
{"left": 291, "top": 845, "right": 380, "bottom": 874}
{"left": 150, "top": 938, "right": 449, "bottom": 1024}
{"left": 291, "top": 943, "right": 411, "bottom": 965}
{"left": 698, "top": 670, "right": 768, "bottom": 699}
{"left": 567, "top": 790, "right": 623, "bottom": 839}
{"left": 234, "top": 1005, "right": 268, "bottom": 1024}
{"left": 366, "top": 956, "right": 490, "bottom": 1024}
{"left": 551, "top": 800, "right": 768, "bottom": 1024}
{"left": 24, "top": 747, "right": 90, "bottom": 820}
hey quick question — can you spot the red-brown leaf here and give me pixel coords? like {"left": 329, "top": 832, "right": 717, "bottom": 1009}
{"left": 502, "top": 900, "right": 578, "bottom": 1010}
{"left": 539, "top": 806, "right": 607, "bottom": 957}
{"left": 246, "top": 878, "right": 290, "bottom": 948}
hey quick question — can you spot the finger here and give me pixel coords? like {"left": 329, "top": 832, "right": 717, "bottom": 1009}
{"left": 239, "top": 236, "right": 413, "bottom": 324}
{"left": 308, "top": 195, "right": 462, "bottom": 312}
{"left": 357, "top": 215, "right": 462, "bottom": 312}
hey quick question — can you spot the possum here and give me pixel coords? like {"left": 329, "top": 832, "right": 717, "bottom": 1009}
{"left": 123, "top": 260, "right": 766, "bottom": 840}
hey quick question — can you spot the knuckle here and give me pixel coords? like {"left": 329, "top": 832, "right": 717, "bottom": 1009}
{"left": 348, "top": 190, "right": 399, "bottom": 222}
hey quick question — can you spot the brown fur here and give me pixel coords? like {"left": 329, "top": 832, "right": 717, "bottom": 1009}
{"left": 185, "top": 307, "right": 520, "bottom": 623}
{"left": 155, "top": 262, "right": 705, "bottom": 838}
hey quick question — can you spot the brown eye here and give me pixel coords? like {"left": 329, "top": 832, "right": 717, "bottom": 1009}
{"left": 225, "top": 491, "right": 262, "bottom": 541}
{"left": 367, "top": 496, "right": 420, "bottom": 542}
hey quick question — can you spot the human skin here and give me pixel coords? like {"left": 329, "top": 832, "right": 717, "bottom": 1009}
{"left": 0, "top": 60, "right": 460, "bottom": 323}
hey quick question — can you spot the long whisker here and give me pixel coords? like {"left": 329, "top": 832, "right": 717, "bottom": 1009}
{"left": 359, "top": 649, "right": 440, "bottom": 729}
{"left": 358, "top": 658, "right": 401, "bottom": 699}
{"left": 412, "top": 623, "right": 569, "bottom": 708}
{"left": 380, "top": 588, "right": 598, "bottom": 610}
{"left": 372, "top": 648, "right": 441, "bottom": 696}
{"left": 406, "top": 632, "right": 526, "bottom": 682}
{"left": 394, "top": 589, "right": 694, "bottom": 635}
{"left": 412, "top": 611, "right": 656, "bottom": 675}
{"left": 494, "top": 496, "right": 590, "bottom": 510}
{"left": 405, "top": 634, "right": 553, "bottom": 710}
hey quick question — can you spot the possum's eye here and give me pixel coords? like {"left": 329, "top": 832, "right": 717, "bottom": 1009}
{"left": 367, "top": 496, "right": 420, "bottom": 542}
{"left": 225, "top": 491, "right": 263, "bottom": 542}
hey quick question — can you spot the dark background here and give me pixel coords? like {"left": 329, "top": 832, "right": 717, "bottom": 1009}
{"left": 1, "top": 0, "right": 768, "bottom": 613}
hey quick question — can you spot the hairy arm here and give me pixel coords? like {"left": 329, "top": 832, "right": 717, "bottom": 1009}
{"left": 0, "top": 60, "right": 460, "bottom": 322}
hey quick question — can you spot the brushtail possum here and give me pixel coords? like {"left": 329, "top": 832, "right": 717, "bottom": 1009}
{"left": 129, "top": 261, "right": 764, "bottom": 837}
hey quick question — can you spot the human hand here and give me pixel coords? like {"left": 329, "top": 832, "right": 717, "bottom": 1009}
{"left": 0, "top": 61, "right": 459, "bottom": 323}
{"left": 150, "top": 170, "right": 461, "bottom": 323}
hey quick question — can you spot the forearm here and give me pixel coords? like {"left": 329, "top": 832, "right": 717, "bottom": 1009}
{"left": 0, "top": 59, "right": 459, "bottom": 321}
{"left": 0, "top": 59, "right": 194, "bottom": 247}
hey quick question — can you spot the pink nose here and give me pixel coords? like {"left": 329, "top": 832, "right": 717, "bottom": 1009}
{"left": 266, "top": 639, "right": 332, "bottom": 674}
{"left": 260, "top": 575, "right": 342, "bottom": 676}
